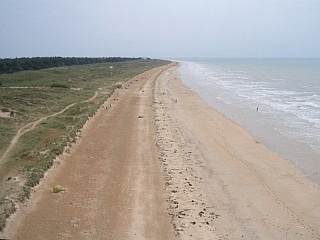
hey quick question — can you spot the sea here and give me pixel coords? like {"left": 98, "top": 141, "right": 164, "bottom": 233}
{"left": 177, "top": 58, "right": 320, "bottom": 185}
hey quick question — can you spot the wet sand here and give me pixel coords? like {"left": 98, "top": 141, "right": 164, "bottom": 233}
{"left": 2, "top": 63, "right": 320, "bottom": 239}
{"left": 156, "top": 65, "right": 320, "bottom": 239}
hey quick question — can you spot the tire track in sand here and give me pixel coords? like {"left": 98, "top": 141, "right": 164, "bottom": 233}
{"left": 215, "top": 122, "right": 320, "bottom": 239}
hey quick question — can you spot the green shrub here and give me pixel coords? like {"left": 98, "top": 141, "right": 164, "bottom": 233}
{"left": 0, "top": 198, "right": 16, "bottom": 231}
{"left": 50, "top": 83, "right": 69, "bottom": 88}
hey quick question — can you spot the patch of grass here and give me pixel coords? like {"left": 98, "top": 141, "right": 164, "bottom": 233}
{"left": 50, "top": 83, "right": 69, "bottom": 89}
{"left": 0, "top": 59, "right": 170, "bottom": 229}
{"left": 0, "top": 197, "right": 16, "bottom": 231}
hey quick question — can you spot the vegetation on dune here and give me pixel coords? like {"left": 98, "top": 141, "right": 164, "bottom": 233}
{"left": 0, "top": 58, "right": 170, "bottom": 231}
{"left": 0, "top": 56, "right": 145, "bottom": 74}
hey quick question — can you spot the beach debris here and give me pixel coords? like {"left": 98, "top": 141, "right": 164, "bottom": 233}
{"left": 199, "top": 211, "right": 204, "bottom": 217}
{"left": 52, "top": 184, "right": 64, "bottom": 193}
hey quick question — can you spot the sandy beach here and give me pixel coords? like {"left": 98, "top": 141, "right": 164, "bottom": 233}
{"left": 2, "top": 63, "right": 320, "bottom": 239}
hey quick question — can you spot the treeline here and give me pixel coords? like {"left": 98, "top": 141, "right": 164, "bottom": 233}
{"left": 0, "top": 57, "right": 144, "bottom": 74}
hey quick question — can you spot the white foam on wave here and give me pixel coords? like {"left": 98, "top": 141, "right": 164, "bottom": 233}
{"left": 178, "top": 59, "right": 320, "bottom": 157}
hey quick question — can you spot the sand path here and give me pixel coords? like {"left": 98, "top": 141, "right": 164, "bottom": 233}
{"left": 2, "top": 63, "right": 320, "bottom": 239}
{"left": 3, "top": 65, "right": 175, "bottom": 239}
{"left": 0, "top": 91, "right": 98, "bottom": 164}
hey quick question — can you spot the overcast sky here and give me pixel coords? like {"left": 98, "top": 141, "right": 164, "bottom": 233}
{"left": 1, "top": 0, "right": 320, "bottom": 58}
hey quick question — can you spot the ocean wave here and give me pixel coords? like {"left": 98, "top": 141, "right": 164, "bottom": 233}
{"left": 178, "top": 59, "right": 320, "bottom": 155}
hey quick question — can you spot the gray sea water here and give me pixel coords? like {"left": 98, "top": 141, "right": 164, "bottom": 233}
{"left": 177, "top": 58, "right": 320, "bottom": 185}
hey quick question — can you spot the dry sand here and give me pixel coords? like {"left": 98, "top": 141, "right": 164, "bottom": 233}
{"left": 2, "top": 63, "right": 320, "bottom": 239}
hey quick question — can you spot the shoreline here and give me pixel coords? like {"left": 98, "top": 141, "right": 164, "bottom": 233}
{"left": 158, "top": 65, "right": 320, "bottom": 239}
{"left": 2, "top": 63, "right": 320, "bottom": 239}
{"left": 177, "top": 62, "right": 320, "bottom": 186}
{"left": 190, "top": 84, "right": 320, "bottom": 185}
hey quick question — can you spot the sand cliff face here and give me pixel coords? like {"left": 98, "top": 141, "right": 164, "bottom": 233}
{"left": 3, "top": 63, "right": 320, "bottom": 240}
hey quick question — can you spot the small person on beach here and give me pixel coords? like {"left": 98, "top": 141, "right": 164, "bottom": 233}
{"left": 256, "top": 107, "right": 259, "bottom": 112}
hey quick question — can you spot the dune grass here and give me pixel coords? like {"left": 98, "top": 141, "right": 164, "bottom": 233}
{"left": 0, "top": 59, "right": 170, "bottom": 231}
